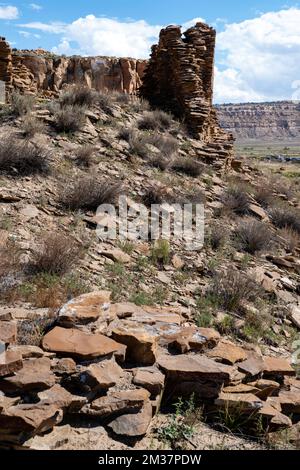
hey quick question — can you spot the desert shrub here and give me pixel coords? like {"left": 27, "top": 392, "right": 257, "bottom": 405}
{"left": 151, "top": 239, "right": 170, "bottom": 265}
{"left": 129, "top": 134, "right": 149, "bottom": 159}
{"left": 97, "top": 93, "right": 114, "bottom": 114}
{"left": 221, "top": 186, "right": 250, "bottom": 216}
{"left": 254, "top": 185, "right": 274, "bottom": 208}
{"left": 54, "top": 105, "right": 86, "bottom": 133}
{"left": 22, "top": 114, "right": 46, "bottom": 138}
{"left": 61, "top": 177, "right": 122, "bottom": 211}
{"left": 113, "top": 92, "right": 131, "bottom": 104}
{"left": 17, "top": 313, "right": 57, "bottom": 346}
{"left": 130, "top": 97, "right": 150, "bottom": 113}
{"left": 208, "top": 269, "right": 263, "bottom": 312}
{"left": 74, "top": 144, "right": 95, "bottom": 168}
{"left": 137, "top": 110, "right": 173, "bottom": 131}
{"left": 146, "top": 134, "right": 179, "bottom": 158}
{"left": 269, "top": 206, "right": 300, "bottom": 234}
{"left": 172, "top": 158, "right": 204, "bottom": 177}
{"left": 60, "top": 85, "right": 97, "bottom": 108}
{"left": 0, "top": 240, "right": 21, "bottom": 292}
{"left": 142, "top": 187, "right": 165, "bottom": 207}
{"left": 149, "top": 154, "right": 170, "bottom": 171}
{"left": 117, "top": 126, "right": 136, "bottom": 142}
{"left": 233, "top": 219, "right": 272, "bottom": 254}
{"left": 0, "top": 137, "right": 51, "bottom": 176}
{"left": 206, "top": 223, "right": 229, "bottom": 250}
{"left": 279, "top": 227, "right": 300, "bottom": 253}
{"left": 11, "top": 92, "right": 35, "bottom": 116}
{"left": 18, "top": 273, "right": 89, "bottom": 309}
{"left": 30, "top": 232, "right": 83, "bottom": 276}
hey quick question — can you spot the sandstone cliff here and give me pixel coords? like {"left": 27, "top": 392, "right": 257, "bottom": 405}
{"left": 0, "top": 38, "right": 147, "bottom": 96}
{"left": 216, "top": 101, "right": 300, "bottom": 141}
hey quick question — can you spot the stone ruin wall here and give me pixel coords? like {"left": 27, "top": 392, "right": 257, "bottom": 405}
{"left": 1, "top": 22, "right": 234, "bottom": 167}
{"left": 140, "top": 23, "right": 234, "bottom": 166}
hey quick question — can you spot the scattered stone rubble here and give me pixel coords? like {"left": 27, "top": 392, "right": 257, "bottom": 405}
{"left": 1, "top": 291, "right": 299, "bottom": 448}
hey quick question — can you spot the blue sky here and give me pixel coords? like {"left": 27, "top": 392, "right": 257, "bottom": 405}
{"left": 1, "top": 1, "right": 300, "bottom": 103}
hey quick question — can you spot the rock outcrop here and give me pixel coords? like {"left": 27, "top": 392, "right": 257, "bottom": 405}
{"left": 1, "top": 292, "right": 299, "bottom": 448}
{"left": 8, "top": 48, "right": 147, "bottom": 96}
{"left": 216, "top": 101, "right": 300, "bottom": 140}
{"left": 140, "top": 23, "right": 234, "bottom": 167}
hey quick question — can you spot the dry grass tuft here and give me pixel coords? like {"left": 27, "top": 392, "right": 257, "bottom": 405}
{"left": 30, "top": 232, "right": 83, "bottom": 276}
{"left": 54, "top": 105, "right": 86, "bottom": 133}
{"left": 22, "top": 114, "right": 46, "bottom": 138}
{"left": 61, "top": 177, "right": 123, "bottom": 211}
{"left": 0, "top": 137, "right": 51, "bottom": 176}
{"left": 233, "top": 219, "right": 272, "bottom": 255}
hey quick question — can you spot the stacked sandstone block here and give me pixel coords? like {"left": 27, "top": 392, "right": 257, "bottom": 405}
{"left": 140, "top": 22, "right": 234, "bottom": 169}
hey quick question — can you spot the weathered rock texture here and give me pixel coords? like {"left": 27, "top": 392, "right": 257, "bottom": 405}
{"left": 140, "top": 23, "right": 234, "bottom": 166}
{"left": 0, "top": 37, "right": 12, "bottom": 98}
{"left": 216, "top": 101, "right": 300, "bottom": 140}
{"left": 0, "top": 38, "right": 147, "bottom": 96}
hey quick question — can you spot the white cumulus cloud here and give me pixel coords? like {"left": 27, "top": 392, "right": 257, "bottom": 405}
{"left": 0, "top": 5, "right": 19, "bottom": 19}
{"left": 29, "top": 3, "right": 43, "bottom": 11}
{"left": 214, "top": 7, "right": 300, "bottom": 103}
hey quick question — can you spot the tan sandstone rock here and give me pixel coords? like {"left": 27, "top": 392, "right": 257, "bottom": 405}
{"left": 42, "top": 327, "right": 126, "bottom": 361}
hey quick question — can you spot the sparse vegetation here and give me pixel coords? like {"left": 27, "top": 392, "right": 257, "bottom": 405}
{"left": 233, "top": 219, "right": 272, "bottom": 254}
{"left": 61, "top": 177, "right": 122, "bottom": 211}
{"left": 60, "top": 85, "right": 97, "bottom": 108}
{"left": 54, "top": 105, "right": 86, "bottom": 133}
{"left": 172, "top": 158, "right": 204, "bottom": 177}
{"left": 221, "top": 186, "right": 250, "bottom": 216}
{"left": 0, "top": 240, "right": 22, "bottom": 293}
{"left": 11, "top": 92, "right": 35, "bottom": 116}
{"left": 279, "top": 227, "right": 300, "bottom": 253}
{"left": 158, "top": 395, "right": 199, "bottom": 448}
{"left": 137, "top": 110, "right": 173, "bottom": 131}
{"left": 208, "top": 270, "right": 263, "bottom": 312}
{"left": 206, "top": 223, "right": 229, "bottom": 250}
{"left": 74, "top": 144, "right": 95, "bottom": 167}
{"left": 17, "top": 313, "right": 57, "bottom": 346}
{"left": 151, "top": 239, "right": 170, "bottom": 265}
{"left": 0, "top": 137, "right": 51, "bottom": 176}
{"left": 22, "top": 114, "right": 46, "bottom": 138}
{"left": 269, "top": 206, "right": 300, "bottom": 234}
{"left": 254, "top": 185, "right": 275, "bottom": 208}
{"left": 30, "top": 232, "right": 83, "bottom": 276}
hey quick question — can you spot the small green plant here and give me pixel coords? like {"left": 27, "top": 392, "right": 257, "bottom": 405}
{"left": 151, "top": 239, "right": 170, "bottom": 266}
{"left": 194, "top": 296, "right": 218, "bottom": 327}
{"left": 130, "top": 291, "right": 152, "bottom": 306}
{"left": 158, "top": 395, "right": 199, "bottom": 448}
{"left": 116, "top": 240, "right": 135, "bottom": 255}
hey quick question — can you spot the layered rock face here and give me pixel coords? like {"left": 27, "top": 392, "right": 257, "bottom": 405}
{"left": 140, "top": 23, "right": 234, "bottom": 166}
{"left": 216, "top": 101, "right": 300, "bottom": 141}
{"left": 0, "top": 37, "right": 12, "bottom": 98}
{"left": 0, "top": 39, "right": 147, "bottom": 96}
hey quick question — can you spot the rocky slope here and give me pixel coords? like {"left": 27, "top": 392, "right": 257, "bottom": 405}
{"left": 0, "top": 93, "right": 299, "bottom": 450}
{"left": 216, "top": 102, "right": 300, "bottom": 141}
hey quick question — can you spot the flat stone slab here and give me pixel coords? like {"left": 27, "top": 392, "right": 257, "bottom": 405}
{"left": 0, "top": 350, "right": 23, "bottom": 377}
{"left": 0, "top": 357, "right": 55, "bottom": 393}
{"left": 58, "top": 291, "right": 112, "bottom": 327}
{"left": 42, "top": 327, "right": 126, "bottom": 361}
{"left": 207, "top": 340, "right": 248, "bottom": 365}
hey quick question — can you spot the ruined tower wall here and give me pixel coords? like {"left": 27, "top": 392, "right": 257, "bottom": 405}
{"left": 140, "top": 23, "right": 234, "bottom": 167}
{"left": 0, "top": 37, "right": 12, "bottom": 99}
